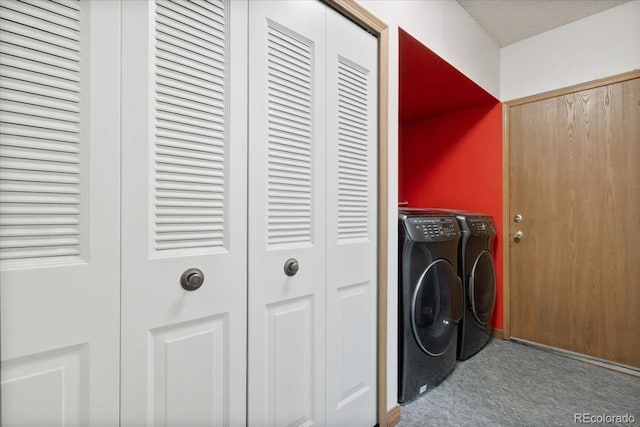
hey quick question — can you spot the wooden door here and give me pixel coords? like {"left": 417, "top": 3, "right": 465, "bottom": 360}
{"left": 509, "top": 77, "right": 640, "bottom": 368}
{"left": 325, "top": 6, "right": 378, "bottom": 427}
{"left": 120, "top": 1, "right": 248, "bottom": 425}
{"left": 0, "top": 1, "right": 120, "bottom": 425}
{"left": 247, "top": 1, "right": 327, "bottom": 425}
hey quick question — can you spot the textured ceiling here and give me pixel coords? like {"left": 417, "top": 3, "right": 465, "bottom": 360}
{"left": 456, "top": 0, "right": 631, "bottom": 47}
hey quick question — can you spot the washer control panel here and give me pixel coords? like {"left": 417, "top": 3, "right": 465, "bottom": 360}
{"left": 467, "top": 216, "right": 496, "bottom": 236}
{"left": 406, "top": 216, "right": 460, "bottom": 242}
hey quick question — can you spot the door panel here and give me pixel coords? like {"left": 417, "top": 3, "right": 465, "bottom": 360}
{"left": 267, "top": 297, "right": 315, "bottom": 426}
{"left": 0, "top": 1, "right": 120, "bottom": 424}
{"left": 121, "top": 1, "right": 247, "bottom": 425}
{"left": 509, "top": 78, "right": 640, "bottom": 367}
{"left": 149, "top": 315, "right": 227, "bottom": 426}
{"left": 325, "top": 7, "right": 378, "bottom": 426}
{"left": 248, "top": 1, "right": 326, "bottom": 425}
{"left": 2, "top": 344, "right": 86, "bottom": 426}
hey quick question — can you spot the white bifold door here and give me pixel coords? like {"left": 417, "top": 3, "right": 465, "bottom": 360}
{"left": 0, "top": 1, "right": 121, "bottom": 425}
{"left": 325, "top": 10, "right": 378, "bottom": 426}
{"left": 2, "top": 0, "right": 375, "bottom": 425}
{"left": 248, "top": 1, "right": 378, "bottom": 426}
{"left": 120, "top": 0, "right": 247, "bottom": 426}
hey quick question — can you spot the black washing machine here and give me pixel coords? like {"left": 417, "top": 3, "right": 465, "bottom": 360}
{"left": 446, "top": 210, "right": 497, "bottom": 360}
{"left": 398, "top": 209, "right": 463, "bottom": 404}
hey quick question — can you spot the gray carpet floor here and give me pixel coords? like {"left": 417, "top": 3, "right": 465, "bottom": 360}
{"left": 398, "top": 339, "right": 640, "bottom": 426}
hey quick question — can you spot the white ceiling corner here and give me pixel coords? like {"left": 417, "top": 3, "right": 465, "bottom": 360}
{"left": 456, "top": 0, "right": 632, "bottom": 47}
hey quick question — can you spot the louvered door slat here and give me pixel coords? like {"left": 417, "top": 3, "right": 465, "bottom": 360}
{"left": 157, "top": 74, "right": 224, "bottom": 101}
{"left": 157, "top": 56, "right": 224, "bottom": 85}
{"left": 153, "top": 0, "right": 227, "bottom": 254}
{"left": 1, "top": 102, "right": 79, "bottom": 124}
{"left": 174, "top": 0, "right": 224, "bottom": 23}
{"left": 156, "top": 48, "right": 224, "bottom": 78}
{"left": 155, "top": 112, "right": 224, "bottom": 135}
{"left": 19, "top": 0, "right": 79, "bottom": 18}
{"left": 269, "top": 102, "right": 310, "bottom": 123}
{"left": 0, "top": 21, "right": 79, "bottom": 53}
{"left": 156, "top": 90, "right": 224, "bottom": 114}
{"left": 337, "top": 57, "right": 370, "bottom": 242}
{"left": 156, "top": 96, "right": 224, "bottom": 123}
{"left": 158, "top": 1, "right": 224, "bottom": 38}
{"left": 0, "top": 0, "right": 82, "bottom": 264}
{"left": 268, "top": 87, "right": 311, "bottom": 110}
{"left": 1, "top": 79, "right": 79, "bottom": 104}
{"left": 155, "top": 26, "right": 224, "bottom": 59}
{"left": 155, "top": 21, "right": 224, "bottom": 58}
{"left": 0, "top": 90, "right": 80, "bottom": 113}
{"left": 0, "top": 182, "right": 78, "bottom": 195}
{"left": 0, "top": 3, "right": 80, "bottom": 36}
{"left": 0, "top": 45, "right": 79, "bottom": 74}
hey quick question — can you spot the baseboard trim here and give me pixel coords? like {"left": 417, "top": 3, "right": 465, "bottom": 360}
{"left": 491, "top": 328, "right": 505, "bottom": 340}
{"left": 511, "top": 338, "right": 640, "bottom": 378}
{"left": 386, "top": 404, "right": 401, "bottom": 427}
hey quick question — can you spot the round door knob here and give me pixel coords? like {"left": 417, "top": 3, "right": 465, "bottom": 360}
{"left": 284, "top": 258, "right": 299, "bottom": 276}
{"left": 180, "top": 268, "right": 204, "bottom": 291}
{"left": 513, "top": 230, "right": 523, "bottom": 241}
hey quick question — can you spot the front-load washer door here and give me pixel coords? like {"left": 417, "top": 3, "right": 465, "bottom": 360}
{"left": 411, "top": 259, "right": 463, "bottom": 356}
{"left": 469, "top": 250, "right": 497, "bottom": 324}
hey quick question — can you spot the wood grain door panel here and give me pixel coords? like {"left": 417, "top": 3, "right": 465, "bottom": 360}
{"left": 509, "top": 78, "right": 640, "bottom": 368}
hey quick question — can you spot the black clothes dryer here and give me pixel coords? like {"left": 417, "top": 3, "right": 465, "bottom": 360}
{"left": 447, "top": 211, "right": 497, "bottom": 360}
{"left": 398, "top": 209, "right": 463, "bottom": 404}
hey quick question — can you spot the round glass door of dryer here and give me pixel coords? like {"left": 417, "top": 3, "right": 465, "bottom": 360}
{"left": 469, "top": 250, "right": 496, "bottom": 324}
{"left": 411, "top": 259, "right": 463, "bottom": 356}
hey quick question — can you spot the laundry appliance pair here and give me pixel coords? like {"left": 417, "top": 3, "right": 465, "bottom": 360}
{"left": 398, "top": 208, "right": 497, "bottom": 403}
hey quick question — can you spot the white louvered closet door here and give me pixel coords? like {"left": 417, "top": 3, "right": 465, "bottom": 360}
{"left": 325, "top": 7, "right": 378, "bottom": 427}
{"left": 120, "top": 0, "right": 247, "bottom": 425}
{"left": 248, "top": 1, "right": 327, "bottom": 426}
{"left": 0, "top": 1, "right": 120, "bottom": 425}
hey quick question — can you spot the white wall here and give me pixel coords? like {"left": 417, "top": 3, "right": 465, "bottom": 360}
{"left": 501, "top": 0, "right": 640, "bottom": 101}
{"left": 356, "top": 0, "right": 501, "bottom": 412}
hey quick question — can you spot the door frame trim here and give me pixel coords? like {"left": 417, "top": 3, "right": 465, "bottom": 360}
{"left": 501, "top": 69, "right": 640, "bottom": 340}
{"left": 505, "top": 70, "right": 640, "bottom": 107}
{"left": 324, "top": 1, "right": 390, "bottom": 425}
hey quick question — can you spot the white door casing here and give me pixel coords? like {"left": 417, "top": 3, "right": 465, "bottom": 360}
{"left": 248, "top": 1, "right": 327, "bottom": 425}
{"left": 120, "top": 0, "right": 247, "bottom": 425}
{"left": 0, "top": 1, "right": 120, "bottom": 425}
{"left": 325, "top": 7, "right": 378, "bottom": 426}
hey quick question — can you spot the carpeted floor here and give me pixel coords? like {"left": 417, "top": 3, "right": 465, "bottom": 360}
{"left": 398, "top": 339, "right": 640, "bottom": 426}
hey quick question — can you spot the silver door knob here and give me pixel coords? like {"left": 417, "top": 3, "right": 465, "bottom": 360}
{"left": 181, "top": 268, "right": 204, "bottom": 291}
{"left": 284, "top": 258, "right": 299, "bottom": 276}
{"left": 513, "top": 230, "right": 523, "bottom": 241}
{"left": 513, "top": 214, "right": 523, "bottom": 223}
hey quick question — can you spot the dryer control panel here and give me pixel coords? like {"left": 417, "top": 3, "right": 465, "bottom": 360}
{"left": 467, "top": 216, "right": 496, "bottom": 236}
{"left": 405, "top": 216, "right": 460, "bottom": 242}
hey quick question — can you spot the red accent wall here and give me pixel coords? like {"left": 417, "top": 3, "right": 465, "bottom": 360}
{"left": 398, "top": 28, "right": 504, "bottom": 329}
{"left": 399, "top": 103, "right": 503, "bottom": 328}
